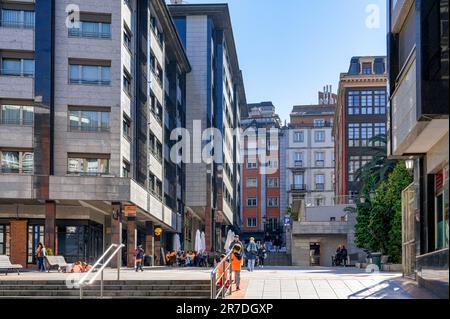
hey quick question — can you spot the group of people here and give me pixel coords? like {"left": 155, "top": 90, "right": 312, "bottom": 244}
{"left": 264, "top": 233, "right": 282, "bottom": 252}
{"left": 166, "top": 250, "right": 210, "bottom": 267}
{"left": 333, "top": 245, "right": 348, "bottom": 266}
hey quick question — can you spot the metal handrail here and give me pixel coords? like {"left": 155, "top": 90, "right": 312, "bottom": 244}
{"left": 79, "top": 243, "right": 125, "bottom": 299}
{"left": 211, "top": 250, "right": 234, "bottom": 299}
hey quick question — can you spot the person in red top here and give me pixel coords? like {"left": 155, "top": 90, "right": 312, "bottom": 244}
{"left": 230, "top": 245, "right": 243, "bottom": 291}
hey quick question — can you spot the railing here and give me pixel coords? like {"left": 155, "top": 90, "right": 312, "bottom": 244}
{"left": 69, "top": 79, "right": 111, "bottom": 86}
{"left": 68, "top": 28, "right": 111, "bottom": 39}
{"left": 211, "top": 250, "right": 233, "bottom": 299}
{"left": 0, "top": 20, "right": 35, "bottom": 29}
{"left": 79, "top": 243, "right": 125, "bottom": 299}
{"left": 291, "top": 184, "right": 307, "bottom": 192}
{"left": 0, "top": 69, "right": 34, "bottom": 77}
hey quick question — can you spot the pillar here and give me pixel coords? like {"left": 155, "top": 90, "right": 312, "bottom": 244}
{"left": 145, "top": 221, "right": 154, "bottom": 266}
{"left": 44, "top": 201, "right": 56, "bottom": 254}
{"left": 126, "top": 214, "right": 136, "bottom": 268}
{"left": 110, "top": 202, "right": 122, "bottom": 268}
{"left": 10, "top": 220, "right": 27, "bottom": 267}
{"left": 154, "top": 225, "right": 162, "bottom": 265}
{"left": 205, "top": 208, "right": 212, "bottom": 252}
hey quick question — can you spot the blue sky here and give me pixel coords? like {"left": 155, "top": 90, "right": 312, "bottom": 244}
{"left": 177, "top": 0, "right": 387, "bottom": 122}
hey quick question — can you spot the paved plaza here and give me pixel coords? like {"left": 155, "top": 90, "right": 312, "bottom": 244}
{"left": 0, "top": 266, "right": 438, "bottom": 299}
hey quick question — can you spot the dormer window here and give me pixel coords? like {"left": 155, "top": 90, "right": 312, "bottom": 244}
{"left": 362, "top": 62, "right": 372, "bottom": 75}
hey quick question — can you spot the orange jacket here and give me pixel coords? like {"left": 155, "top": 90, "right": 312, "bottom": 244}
{"left": 231, "top": 253, "right": 242, "bottom": 271}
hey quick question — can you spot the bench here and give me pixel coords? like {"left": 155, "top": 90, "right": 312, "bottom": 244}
{"left": 0, "top": 255, "right": 23, "bottom": 275}
{"left": 45, "top": 256, "right": 69, "bottom": 272}
{"left": 346, "top": 253, "right": 359, "bottom": 267}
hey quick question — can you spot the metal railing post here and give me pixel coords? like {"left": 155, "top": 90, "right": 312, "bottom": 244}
{"left": 100, "top": 270, "right": 104, "bottom": 298}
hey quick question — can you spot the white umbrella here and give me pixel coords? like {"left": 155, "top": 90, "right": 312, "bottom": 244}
{"left": 194, "top": 229, "right": 201, "bottom": 252}
{"left": 224, "top": 229, "right": 234, "bottom": 252}
{"left": 200, "top": 232, "right": 206, "bottom": 253}
{"left": 173, "top": 233, "right": 181, "bottom": 252}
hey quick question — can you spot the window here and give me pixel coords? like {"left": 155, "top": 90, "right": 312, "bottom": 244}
{"left": 314, "top": 131, "right": 325, "bottom": 142}
{"left": 69, "top": 108, "right": 110, "bottom": 132}
{"left": 294, "top": 152, "right": 303, "bottom": 167}
{"left": 348, "top": 156, "right": 360, "bottom": 182}
{"left": 348, "top": 123, "right": 360, "bottom": 147}
{"left": 123, "top": 27, "right": 132, "bottom": 51}
{"left": 68, "top": 21, "right": 111, "bottom": 39}
{"left": 293, "top": 174, "right": 304, "bottom": 188}
{"left": 246, "top": 177, "right": 257, "bottom": 188}
{"left": 123, "top": 72, "right": 132, "bottom": 96}
{"left": 1, "top": 58, "right": 34, "bottom": 77}
{"left": 374, "top": 123, "right": 386, "bottom": 146}
{"left": 315, "top": 175, "right": 325, "bottom": 190}
{"left": 67, "top": 155, "right": 110, "bottom": 176}
{"left": 27, "top": 225, "right": 44, "bottom": 264}
{"left": 247, "top": 197, "right": 257, "bottom": 207}
{"left": 267, "top": 197, "right": 279, "bottom": 207}
{"left": 150, "top": 92, "right": 163, "bottom": 123}
{"left": 374, "top": 91, "right": 387, "bottom": 114}
{"left": 149, "top": 173, "right": 162, "bottom": 200}
{"left": 0, "top": 150, "right": 33, "bottom": 174}
{"left": 294, "top": 131, "right": 304, "bottom": 142}
{"left": 122, "top": 161, "right": 130, "bottom": 178}
{"left": 267, "top": 160, "right": 278, "bottom": 169}
{"left": 315, "top": 152, "right": 325, "bottom": 167}
{"left": 69, "top": 64, "right": 111, "bottom": 85}
{"left": 266, "top": 218, "right": 279, "bottom": 232}
{"left": 348, "top": 90, "right": 386, "bottom": 115}
{"left": 314, "top": 119, "right": 325, "bottom": 127}
{"left": 267, "top": 177, "right": 279, "bottom": 188}
{"left": 362, "top": 62, "right": 373, "bottom": 75}
{"left": 1, "top": 9, "right": 35, "bottom": 29}
{"left": 435, "top": 167, "right": 449, "bottom": 250}
{"left": 361, "top": 123, "right": 373, "bottom": 147}
{"left": 0, "top": 224, "right": 11, "bottom": 256}
{"left": 246, "top": 159, "right": 257, "bottom": 169}
{"left": 247, "top": 218, "right": 257, "bottom": 228}
{"left": 0, "top": 105, "right": 33, "bottom": 125}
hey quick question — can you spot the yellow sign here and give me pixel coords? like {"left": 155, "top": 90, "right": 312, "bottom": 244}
{"left": 154, "top": 227, "right": 162, "bottom": 236}
{"left": 123, "top": 205, "right": 137, "bottom": 217}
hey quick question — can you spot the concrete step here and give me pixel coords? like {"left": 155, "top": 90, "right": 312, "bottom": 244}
{"left": 0, "top": 290, "right": 211, "bottom": 297}
{"left": 0, "top": 284, "right": 210, "bottom": 291}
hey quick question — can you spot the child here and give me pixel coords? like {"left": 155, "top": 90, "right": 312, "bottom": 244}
{"left": 217, "top": 254, "right": 230, "bottom": 289}
{"left": 231, "top": 245, "right": 243, "bottom": 291}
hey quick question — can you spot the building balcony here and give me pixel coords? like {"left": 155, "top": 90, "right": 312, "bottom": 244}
{"left": 0, "top": 74, "right": 34, "bottom": 99}
{"left": 0, "top": 24, "right": 34, "bottom": 51}
{"left": 290, "top": 184, "right": 307, "bottom": 193}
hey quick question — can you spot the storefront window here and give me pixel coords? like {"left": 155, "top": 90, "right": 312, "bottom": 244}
{"left": 435, "top": 166, "right": 449, "bottom": 250}
{"left": 27, "top": 225, "right": 44, "bottom": 264}
{"left": 0, "top": 224, "right": 10, "bottom": 256}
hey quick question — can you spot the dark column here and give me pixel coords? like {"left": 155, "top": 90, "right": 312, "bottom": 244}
{"left": 110, "top": 202, "right": 122, "bottom": 268}
{"left": 10, "top": 220, "right": 27, "bottom": 267}
{"left": 145, "top": 221, "right": 154, "bottom": 266}
{"left": 126, "top": 212, "right": 136, "bottom": 268}
{"left": 44, "top": 201, "right": 56, "bottom": 254}
{"left": 154, "top": 226, "right": 162, "bottom": 265}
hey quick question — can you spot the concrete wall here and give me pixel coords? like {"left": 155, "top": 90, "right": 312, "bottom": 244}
{"left": 292, "top": 234, "right": 347, "bottom": 267}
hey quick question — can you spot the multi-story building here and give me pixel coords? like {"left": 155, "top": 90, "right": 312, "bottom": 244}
{"left": 0, "top": 0, "right": 190, "bottom": 268}
{"left": 241, "top": 102, "right": 282, "bottom": 242}
{"left": 284, "top": 87, "right": 336, "bottom": 210}
{"left": 387, "top": 0, "right": 449, "bottom": 298}
{"left": 169, "top": 3, "right": 247, "bottom": 252}
{"left": 334, "top": 57, "right": 388, "bottom": 201}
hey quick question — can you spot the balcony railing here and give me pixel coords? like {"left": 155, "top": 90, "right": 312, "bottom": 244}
{"left": 0, "top": 20, "right": 34, "bottom": 29}
{"left": 68, "top": 28, "right": 111, "bottom": 39}
{"left": 67, "top": 171, "right": 111, "bottom": 177}
{"left": 315, "top": 160, "right": 325, "bottom": 167}
{"left": 0, "top": 69, "right": 34, "bottom": 77}
{"left": 69, "top": 79, "right": 111, "bottom": 86}
{"left": 294, "top": 160, "right": 303, "bottom": 167}
{"left": 315, "top": 183, "right": 325, "bottom": 191}
{"left": 291, "top": 184, "right": 307, "bottom": 192}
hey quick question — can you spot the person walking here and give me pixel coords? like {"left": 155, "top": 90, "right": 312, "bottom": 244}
{"left": 335, "top": 245, "right": 342, "bottom": 266}
{"left": 35, "top": 242, "right": 46, "bottom": 272}
{"left": 341, "top": 245, "right": 348, "bottom": 267}
{"left": 246, "top": 237, "right": 258, "bottom": 272}
{"left": 257, "top": 243, "right": 267, "bottom": 268}
{"left": 230, "top": 245, "right": 243, "bottom": 291}
{"left": 134, "top": 245, "right": 145, "bottom": 272}
{"left": 229, "top": 234, "right": 244, "bottom": 252}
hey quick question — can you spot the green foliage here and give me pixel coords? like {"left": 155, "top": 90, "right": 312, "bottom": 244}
{"left": 354, "top": 161, "right": 413, "bottom": 262}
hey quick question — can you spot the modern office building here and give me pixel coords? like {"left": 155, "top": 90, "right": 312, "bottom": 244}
{"left": 0, "top": 0, "right": 190, "bottom": 267}
{"left": 387, "top": 0, "right": 448, "bottom": 298}
{"left": 334, "top": 57, "right": 388, "bottom": 201}
{"left": 241, "top": 102, "right": 282, "bottom": 242}
{"left": 285, "top": 87, "right": 336, "bottom": 209}
{"left": 169, "top": 3, "right": 247, "bottom": 252}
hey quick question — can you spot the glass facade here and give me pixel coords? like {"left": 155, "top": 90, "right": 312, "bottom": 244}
{"left": 0, "top": 224, "right": 10, "bottom": 256}
{"left": 67, "top": 156, "right": 109, "bottom": 176}
{"left": 1, "top": 58, "right": 35, "bottom": 77}
{"left": 0, "top": 105, "right": 33, "bottom": 125}
{"left": 347, "top": 90, "right": 386, "bottom": 115}
{"left": 69, "top": 64, "right": 111, "bottom": 85}
{"left": 68, "top": 21, "right": 111, "bottom": 39}
{"left": 69, "top": 109, "right": 110, "bottom": 132}
{"left": 0, "top": 9, "right": 35, "bottom": 28}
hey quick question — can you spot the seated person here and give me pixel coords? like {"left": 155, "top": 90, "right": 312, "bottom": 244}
{"left": 70, "top": 261, "right": 83, "bottom": 273}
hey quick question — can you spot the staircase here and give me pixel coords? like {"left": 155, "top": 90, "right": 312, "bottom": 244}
{"left": 0, "top": 279, "right": 211, "bottom": 299}
{"left": 265, "top": 252, "right": 292, "bottom": 266}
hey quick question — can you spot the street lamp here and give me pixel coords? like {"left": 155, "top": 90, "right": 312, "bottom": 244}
{"left": 405, "top": 158, "right": 414, "bottom": 171}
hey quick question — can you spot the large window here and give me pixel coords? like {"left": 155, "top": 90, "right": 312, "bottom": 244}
{"left": 347, "top": 90, "right": 386, "bottom": 115}
{"left": 246, "top": 159, "right": 257, "bottom": 169}
{"left": 149, "top": 173, "right": 162, "bottom": 200}
{"left": 247, "top": 218, "right": 257, "bottom": 228}
{"left": 267, "top": 197, "right": 279, "bottom": 207}
{"left": 1, "top": 58, "right": 34, "bottom": 77}
{"left": 0, "top": 224, "right": 10, "bottom": 256}
{"left": 67, "top": 155, "right": 110, "bottom": 176}
{"left": 314, "top": 131, "right": 325, "bottom": 143}
{"left": 267, "top": 177, "right": 279, "bottom": 188}
{"left": 348, "top": 155, "right": 373, "bottom": 182}
{"left": 348, "top": 123, "right": 360, "bottom": 147}
{"left": 0, "top": 105, "right": 33, "bottom": 125}
{"left": 0, "top": 150, "right": 33, "bottom": 174}
{"left": 315, "top": 175, "right": 325, "bottom": 190}
{"left": 374, "top": 123, "right": 386, "bottom": 146}
{"left": 69, "top": 64, "right": 111, "bottom": 85}
{"left": 68, "top": 21, "right": 111, "bottom": 39}
{"left": 294, "top": 131, "right": 304, "bottom": 143}
{"left": 247, "top": 197, "right": 257, "bottom": 207}
{"left": 246, "top": 177, "right": 257, "bottom": 188}
{"left": 315, "top": 152, "right": 325, "bottom": 167}
{"left": 1, "top": 9, "right": 35, "bottom": 29}
{"left": 435, "top": 168, "right": 449, "bottom": 250}
{"left": 69, "top": 108, "right": 110, "bottom": 132}
{"left": 294, "top": 152, "right": 303, "bottom": 167}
